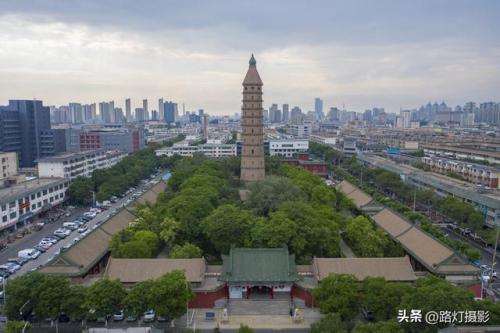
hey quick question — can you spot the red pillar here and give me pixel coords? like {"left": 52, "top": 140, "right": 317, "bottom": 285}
{"left": 225, "top": 285, "right": 229, "bottom": 299}
{"left": 270, "top": 287, "right": 274, "bottom": 299}
{"left": 247, "top": 286, "right": 250, "bottom": 299}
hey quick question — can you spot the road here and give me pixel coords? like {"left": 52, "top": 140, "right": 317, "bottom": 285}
{"left": 440, "top": 226, "right": 500, "bottom": 297}
{"left": 0, "top": 173, "right": 164, "bottom": 279}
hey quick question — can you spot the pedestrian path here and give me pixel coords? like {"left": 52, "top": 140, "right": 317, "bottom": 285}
{"left": 340, "top": 239, "right": 357, "bottom": 258}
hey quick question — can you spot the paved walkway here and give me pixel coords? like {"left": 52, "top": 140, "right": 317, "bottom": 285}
{"left": 187, "top": 307, "right": 322, "bottom": 331}
{"left": 340, "top": 239, "right": 357, "bottom": 258}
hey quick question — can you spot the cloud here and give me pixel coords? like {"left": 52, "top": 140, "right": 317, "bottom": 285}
{"left": 0, "top": 1, "right": 499, "bottom": 114}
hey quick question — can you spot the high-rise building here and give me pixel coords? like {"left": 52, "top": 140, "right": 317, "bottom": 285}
{"left": 291, "top": 106, "right": 302, "bottom": 124}
{"left": 114, "top": 108, "right": 124, "bottom": 123}
{"left": 401, "top": 110, "right": 411, "bottom": 128}
{"left": 282, "top": 104, "right": 289, "bottom": 123}
{"left": 143, "top": 99, "right": 149, "bottom": 121}
{"left": 0, "top": 100, "right": 51, "bottom": 167}
{"left": 69, "top": 103, "right": 83, "bottom": 124}
{"left": 158, "top": 98, "right": 164, "bottom": 121}
{"left": 163, "top": 101, "right": 177, "bottom": 124}
{"left": 314, "top": 97, "right": 324, "bottom": 121}
{"left": 135, "top": 108, "right": 146, "bottom": 122}
{"left": 125, "top": 98, "right": 132, "bottom": 122}
{"left": 240, "top": 54, "right": 265, "bottom": 182}
{"left": 99, "top": 101, "right": 115, "bottom": 123}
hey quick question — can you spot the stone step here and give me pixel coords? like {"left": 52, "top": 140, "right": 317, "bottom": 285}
{"left": 229, "top": 299, "right": 292, "bottom": 315}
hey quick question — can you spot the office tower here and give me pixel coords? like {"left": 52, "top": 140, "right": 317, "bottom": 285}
{"left": 0, "top": 100, "right": 51, "bottom": 167}
{"left": 99, "top": 101, "right": 112, "bottom": 123}
{"left": 291, "top": 106, "right": 302, "bottom": 124}
{"left": 69, "top": 103, "right": 83, "bottom": 124}
{"left": 125, "top": 98, "right": 132, "bottom": 122}
{"left": 114, "top": 108, "right": 124, "bottom": 123}
{"left": 240, "top": 54, "right": 265, "bottom": 182}
{"left": 269, "top": 104, "right": 278, "bottom": 123}
{"left": 401, "top": 110, "right": 411, "bottom": 128}
{"left": 151, "top": 110, "right": 158, "bottom": 121}
{"left": 83, "top": 104, "right": 93, "bottom": 122}
{"left": 314, "top": 97, "right": 324, "bottom": 120}
{"left": 163, "top": 101, "right": 177, "bottom": 123}
{"left": 135, "top": 108, "right": 145, "bottom": 122}
{"left": 158, "top": 98, "right": 164, "bottom": 121}
{"left": 143, "top": 99, "right": 148, "bottom": 121}
{"left": 90, "top": 103, "right": 97, "bottom": 119}
{"left": 202, "top": 114, "right": 208, "bottom": 141}
{"left": 198, "top": 109, "right": 204, "bottom": 117}
{"left": 282, "top": 104, "right": 289, "bottom": 122}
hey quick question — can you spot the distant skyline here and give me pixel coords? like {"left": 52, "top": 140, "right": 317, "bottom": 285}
{"left": 0, "top": 0, "right": 499, "bottom": 115}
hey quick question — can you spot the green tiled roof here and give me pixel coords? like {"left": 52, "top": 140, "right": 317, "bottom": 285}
{"left": 220, "top": 247, "right": 299, "bottom": 283}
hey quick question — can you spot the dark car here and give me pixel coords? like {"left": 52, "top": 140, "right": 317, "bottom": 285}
{"left": 0, "top": 269, "right": 11, "bottom": 278}
{"left": 34, "top": 245, "right": 47, "bottom": 253}
{"left": 157, "top": 316, "right": 169, "bottom": 323}
{"left": 362, "top": 307, "right": 375, "bottom": 322}
{"left": 58, "top": 312, "right": 70, "bottom": 323}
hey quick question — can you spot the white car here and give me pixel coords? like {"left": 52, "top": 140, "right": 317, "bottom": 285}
{"left": 54, "top": 228, "right": 71, "bottom": 237}
{"left": 38, "top": 240, "right": 53, "bottom": 248}
{"left": 77, "top": 225, "right": 88, "bottom": 233}
{"left": 143, "top": 310, "right": 155, "bottom": 323}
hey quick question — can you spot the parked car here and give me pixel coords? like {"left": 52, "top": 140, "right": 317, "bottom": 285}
{"left": 63, "top": 222, "right": 79, "bottom": 230}
{"left": 126, "top": 315, "right": 137, "bottom": 322}
{"left": 18, "top": 248, "right": 41, "bottom": 260}
{"left": 77, "top": 225, "right": 88, "bottom": 233}
{"left": 0, "top": 269, "right": 11, "bottom": 278}
{"left": 34, "top": 245, "right": 47, "bottom": 253}
{"left": 361, "top": 306, "right": 375, "bottom": 322}
{"left": 54, "top": 228, "right": 71, "bottom": 237}
{"left": 8, "top": 257, "right": 29, "bottom": 266}
{"left": 157, "top": 316, "right": 169, "bottom": 323}
{"left": 38, "top": 240, "right": 53, "bottom": 248}
{"left": 0, "top": 263, "right": 19, "bottom": 274}
{"left": 143, "top": 310, "right": 155, "bottom": 323}
{"left": 113, "top": 310, "right": 124, "bottom": 321}
{"left": 42, "top": 237, "right": 58, "bottom": 245}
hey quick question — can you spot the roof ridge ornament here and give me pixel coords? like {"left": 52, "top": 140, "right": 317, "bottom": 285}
{"left": 249, "top": 54, "right": 256, "bottom": 66}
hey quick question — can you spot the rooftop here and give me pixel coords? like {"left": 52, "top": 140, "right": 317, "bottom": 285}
{"left": 0, "top": 177, "right": 66, "bottom": 203}
{"left": 313, "top": 257, "right": 417, "bottom": 282}
{"left": 37, "top": 149, "right": 126, "bottom": 163}
{"left": 220, "top": 247, "right": 299, "bottom": 283}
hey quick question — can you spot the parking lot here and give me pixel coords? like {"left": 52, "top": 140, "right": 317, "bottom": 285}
{"left": 0, "top": 172, "right": 164, "bottom": 281}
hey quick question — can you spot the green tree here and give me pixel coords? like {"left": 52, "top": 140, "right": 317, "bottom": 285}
{"left": 245, "top": 176, "right": 304, "bottom": 216}
{"left": 116, "top": 240, "right": 152, "bottom": 258}
{"left": 251, "top": 212, "right": 305, "bottom": 255}
{"left": 344, "top": 216, "right": 387, "bottom": 257}
{"left": 238, "top": 324, "right": 255, "bottom": 333}
{"left": 84, "top": 279, "right": 126, "bottom": 318}
{"left": 123, "top": 280, "right": 155, "bottom": 316}
{"left": 149, "top": 271, "right": 194, "bottom": 318}
{"left": 312, "top": 274, "right": 360, "bottom": 320}
{"left": 134, "top": 230, "right": 161, "bottom": 256}
{"left": 5, "top": 321, "right": 31, "bottom": 333}
{"left": 352, "top": 321, "right": 404, "bottom": 333}
{"left": 399, "top": 277, "right": 476, "bottom": 333}
{"left": 67, "top": 176, "right": 93, "bottom": 205}
{"left": 361, "top": 277, "right": 412, "bottom": 321}
{"left": 202, "top": 204, "right": 255, "bottom": 253}
{"left": 62, "top": 285, "right": 88, "bottom": 320}
{"left": 170, "top": 243, "right": 203, "bottom": 258}
{"left": 159, "top": 217, "right": 181, "bottom": 246}
{"left": 311, "top": 185, "right": 336, "bottom": 207}
{"left": 4, "top": 273, "right": 70, "bottom": 321}
{"left": 310, "top": 313, "right": 347, "bottom": 333}
{"left": 277, "top": 201, "right": 341, "bottom": 257}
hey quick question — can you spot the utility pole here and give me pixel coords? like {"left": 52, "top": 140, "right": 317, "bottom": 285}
{"left": 413, "top": 186, "right": 417, "bottom": 212}
{"left": 360, "top": 164, "right": 364, "bottom": 186}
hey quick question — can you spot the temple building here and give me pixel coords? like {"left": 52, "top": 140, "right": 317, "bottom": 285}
{"left": 240, "top": 54, "right": 265, "bottom": 182}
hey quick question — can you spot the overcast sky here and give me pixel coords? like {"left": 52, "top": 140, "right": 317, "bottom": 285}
{"left": 0, "top": 0, "right": 499, "bottom": 115}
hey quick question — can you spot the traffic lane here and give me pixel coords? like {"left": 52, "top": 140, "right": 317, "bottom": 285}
{"left": 440, "top": 227, "right": 497, "bottom": 269}
{"left": 0, "top": 207, "right": 85, "bottom": 264}
{"left": 12, "top": 178, "right": 157, "bottom": 276}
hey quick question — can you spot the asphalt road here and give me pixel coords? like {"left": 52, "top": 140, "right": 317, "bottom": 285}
{"left": 0, "top": 173, "right": 163, "bottom": 279}
{"left": 440, "top": 226, "right": 500, "bottom": 297}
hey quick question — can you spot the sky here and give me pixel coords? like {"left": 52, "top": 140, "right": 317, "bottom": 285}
{"left": 0, "top": 0, "right": 499, "bottom": 115}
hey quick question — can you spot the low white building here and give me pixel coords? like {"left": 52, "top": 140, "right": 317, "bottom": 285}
{"left": 156, "top": 143, "right": 237, "bottom": 158}
{"left": 0, "top": 177, "right": 69, "bottom": 231}
{"left": 290, "top": 123, "right": 311, "bottom": 138}
{"left": 268, "top": 140, "right": 309, "bottom": 157}
{"left": 38, "top": 150, "right": 128, "bottom": 180}
{"left": 309, "top": 134, "right": 337, "bottom": 146}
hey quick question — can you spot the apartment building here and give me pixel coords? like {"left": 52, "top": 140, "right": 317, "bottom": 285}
{"left": 38, "top": 150, "right": 128, "bottom": 180}
{"left": 155, "top": 142, "right": 237, "bottom": 158}
{"left": 268, "top": 140, "right": 309, "bottom": 157}
{"left": 0, "top": 178, "right": 68, "bottom": 231}
{"left": 422, "top": 156, "right": 499, "bottom": 188}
